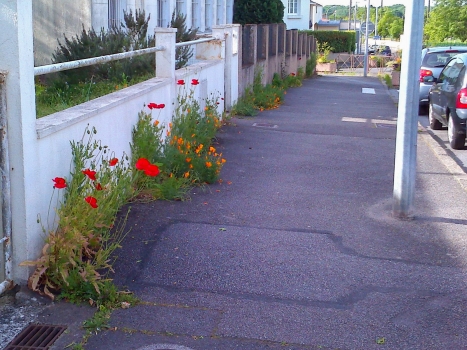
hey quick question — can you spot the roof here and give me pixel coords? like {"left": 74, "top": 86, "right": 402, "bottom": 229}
{"left": 316, "top": 20, "right": 341, "bottom": 26}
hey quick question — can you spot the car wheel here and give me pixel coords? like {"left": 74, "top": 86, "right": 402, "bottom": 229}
{"left": 428, "top": 104, "right": 442, "bottom": 130}
{"left": 447, "top": 115, "right": 466, "bottom": 150}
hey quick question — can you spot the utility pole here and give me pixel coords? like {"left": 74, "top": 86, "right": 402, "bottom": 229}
{"left": 349, "top": 0, "right": 352, "bottom": 30}
{"left": 393, "top": 0, "right": 425, "bottom": 218}
{"left": 363, "top": 0, "right": 370, "bottom": 77}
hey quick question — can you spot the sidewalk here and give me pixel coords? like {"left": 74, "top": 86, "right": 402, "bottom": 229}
{"left": 3, "top": 75, "right": 467, "bottom": 350}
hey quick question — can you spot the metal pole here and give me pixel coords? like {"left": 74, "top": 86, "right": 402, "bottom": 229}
{"left": 393, "top": 0, "right": 425, "bottom": 218}
{"left": 349, "top": 0, "right": 352, "bottom": 30}
{"left": 363, "top": 0, "right": 370, "bottom": 76}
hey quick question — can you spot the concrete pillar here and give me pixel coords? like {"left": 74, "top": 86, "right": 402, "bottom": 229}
{"left": 212, "top": 24, "right": 240, "bottom": 110}
{"left": 155, "top": 27, "right": 177, "bottom": 79}
{"left": 0, "top": 0, "right": 39, "bottom": 283}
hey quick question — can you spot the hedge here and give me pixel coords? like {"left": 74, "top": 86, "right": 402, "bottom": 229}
{"left": 300, "top": 30, "right": 356, "bottom": 53}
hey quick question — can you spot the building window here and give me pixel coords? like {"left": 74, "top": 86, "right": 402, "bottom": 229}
{"left": 157, "top": 0, "right": 168, "bottom": 27}
{"left": 205, "top": 0, "right": 212, "bottom": 31}
{"left": 288, "top": 0, "right": 298, "bottom": 15}
{"left": 192, "top": 0, "right": 200, "bottom": 28}
{"left": 109, "top": 0, "right": 126, "bottom": 28}
{"left": 216, "top": 0, "right": 223, "bottom": 25}
{"left": 176, "top": 0, "right": 186, "bottom": 14}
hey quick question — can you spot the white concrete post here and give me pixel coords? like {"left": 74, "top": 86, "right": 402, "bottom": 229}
{"left": 0, "top": 0, "right": 39, "bottom": 283}
{"left": 212, "top": 24, "right": 239, "bottom": 110}
{"left": 155, "top": 27, "right": 177, "bottom": 79}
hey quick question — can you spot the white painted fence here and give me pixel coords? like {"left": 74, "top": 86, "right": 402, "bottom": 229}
{"left": 0, "top": 0, "right": 239, "bottom": 287}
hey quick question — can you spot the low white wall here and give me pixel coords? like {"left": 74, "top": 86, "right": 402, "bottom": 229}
{"left": 19, "top": 58, "right": 225, "bottom": 283}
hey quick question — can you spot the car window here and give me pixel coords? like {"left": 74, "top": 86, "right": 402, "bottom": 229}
{"left": 438, "top": 58, "right": 464, "bottom": 85}
{"left": 422, "top": 51, "right": 467, "bottom": 68}
{"left": 438, "top": 58, "right": 457, "bottom": 83}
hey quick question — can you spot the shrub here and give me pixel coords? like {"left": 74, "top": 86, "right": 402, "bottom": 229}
{"left": 170, "top": 11, "right": 198, "bottom": 69}
{"left": 301, "top": 30, "right": 356, "bottom": 53}
{"left": 52, "top": 9, "right": 155, "bottom": 84}
{"left": 233, "top": 0, "right": 285, "bottom": 25}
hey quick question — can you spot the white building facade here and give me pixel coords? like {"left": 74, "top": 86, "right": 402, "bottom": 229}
{"left": 34, "top": 0, "right": 234, "bottom": 66}
{"left": 281, "top": 0, "right": 323, "bottom": 30}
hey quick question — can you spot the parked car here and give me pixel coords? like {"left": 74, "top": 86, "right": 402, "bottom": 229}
{"left": 380, "top": 46, "right": 391, "bottom": 56}
{"left": 420, "top": 46, "right": 467, "bottom": 110}
{"left": 428, "top": 53, "right": 467, "bottom": 149}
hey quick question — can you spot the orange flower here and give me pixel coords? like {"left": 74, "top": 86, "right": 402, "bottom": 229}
{"left": 221, "top": 158, "right": 226, "bottom": 163}
{"left": 184, "top": 171, "right": 190, "bottom": 178}
{"left": 206, "top": 161, "right": 212, "bottom": 168}
{"left": 209, "top": 146, "right": 216, "bottom": 153}
{"left": 154, "top": 120, "right": 160, "bottom": 126}
{"left": 186, "top": 157, "right": 192, "bottom": 163}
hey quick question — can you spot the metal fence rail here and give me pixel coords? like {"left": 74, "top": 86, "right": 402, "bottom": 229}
{"left": 34, "top": 37, "right": 217, "bottom": 77}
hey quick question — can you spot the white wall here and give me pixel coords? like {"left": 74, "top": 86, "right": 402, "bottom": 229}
{"left": 1, "top": 16, "right": 238, "bottom": 284}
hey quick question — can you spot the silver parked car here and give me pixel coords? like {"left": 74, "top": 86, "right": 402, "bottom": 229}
{"left": 420, "top": 47, "right": 467, "bottom": 110}
{"left": 428, "top": 53, "right": 467, "bottom": 149}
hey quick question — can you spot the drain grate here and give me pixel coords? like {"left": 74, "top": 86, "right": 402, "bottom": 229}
{"left": 4, "top": 323, "right": 67, "bottom": 350}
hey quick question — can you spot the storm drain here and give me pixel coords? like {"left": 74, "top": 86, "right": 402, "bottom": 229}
{"left": 4, "top": 324, "right": 67, "bottom": 350}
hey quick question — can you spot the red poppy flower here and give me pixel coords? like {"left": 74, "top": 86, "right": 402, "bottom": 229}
{"left": 177, "top": 79, "right": 185, "bottom": 85}
{"left": 156, "top": 103, "right": 165, "bottom": 109}
{"left": 52, "top": 177, "right": 67, "bottom": 189}
{"left": 290, "top": 73, "right": 296, "bottom": 76}
{"left": 144, "top": 164, "right": 160, "bottom": 177}
{"left": 191, "top": 79, "right": 199, "bottom": 85}
{"left": 109, "top": 158, "right": 118, "bottom": 166}
{"left": 95, "top": 183, "right": 103, "bottom": 191}
{"left": 85, "top": 196, "right": 98, "bottom": 208}
{"left": 135, "top": 158, "right": 150, "bottom": 170}
{"left": 82, "top": 169, "right": 96, "bottom": 181}
{"left": 148, "top": 102, "right": 158, "bottom": 110}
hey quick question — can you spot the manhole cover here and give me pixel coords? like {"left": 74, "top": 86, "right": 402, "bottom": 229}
{"left": 4, "top": 323, "right": 66, "bottom": 350}
{"left": 252, "top": 123, "right": 278, "bottom": 128}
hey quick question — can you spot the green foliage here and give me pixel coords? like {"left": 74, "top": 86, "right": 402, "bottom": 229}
{"left": 35, "top": 72, "right": 153, "bottom": 118}
{"left": 306, "top": 53, "right": 317, "bottom": 77}
{"left": 20, "top": 126, "right": 134, "bottom": 301}
{"left": 233, "top": 0, "right": 285, "bottom": 25}
{"left": 377, "top": 10, "right": 404, "bottom": 39}
{"left": 301, "top": 31, "right": 355, "bottom": 53}
{"left": 424, "top": 0, "right": 467, "bottom": 43}
{"left": 52, "top": 9, "right": 155, "bottom": 84}
{"left": 170, "top": 11, "right": 198, "bottom": 69}
{"left": 232, "top": 69, "right": 296, "bottom": 117}
{"left": 131, "top": 84, "right": 225, "bottom": 191}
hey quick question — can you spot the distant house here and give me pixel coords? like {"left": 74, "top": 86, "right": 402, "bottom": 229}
{"left": 33, "top": 0, "right": 234, "bottom": 66}
{"left": 281, "top": 0, "right": 323, "bottom": 30}
{"left": 314, "top": 19, "right": 361, "bottom": 31}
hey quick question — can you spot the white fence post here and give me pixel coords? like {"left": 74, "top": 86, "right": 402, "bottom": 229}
{"left": 212, "top": 24, "right": 239, "bottom": 111}
{"left": 155, "top": 27, "right": 177, "bottom": 79}
{"left": 0, "top": 0, "right": 37, "bottom": 284}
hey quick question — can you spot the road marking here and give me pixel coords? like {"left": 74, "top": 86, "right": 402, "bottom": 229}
{"left": 362, "top": 88, "right": 375, "bottom": 94}
{"left": 136, "top": 344, "right": 195, "bottom": 350}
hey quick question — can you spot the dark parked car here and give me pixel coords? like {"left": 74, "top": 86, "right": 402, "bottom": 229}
{"left": 420, "top": 46, "right": 467, "bottom": 110}
{"left": 428, "top": 53, "right": 467, "bottom": 149}
{"left": 380, "top": 46, "right": 391, "bottom": 56}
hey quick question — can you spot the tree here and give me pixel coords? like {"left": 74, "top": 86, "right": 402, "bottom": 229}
{"left": 424, "top": 0, "right": 467, "bottom": 43}
{"left": 233, "top": 0, "right": 285, "bottom": 25}
{"left": 388, "top": 17, "right": 404, "bottom": 39}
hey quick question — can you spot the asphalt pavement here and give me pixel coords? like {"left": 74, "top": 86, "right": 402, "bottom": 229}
{"left": 3, "top": 75, "right": 467, "bottom": 350}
